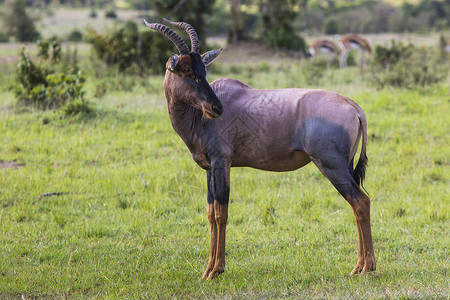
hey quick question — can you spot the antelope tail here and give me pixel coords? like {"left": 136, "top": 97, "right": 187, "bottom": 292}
{"left": 353, "top": 115, "right": 368, "bottom": 191}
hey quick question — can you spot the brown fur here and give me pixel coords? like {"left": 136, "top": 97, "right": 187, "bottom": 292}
{"left": 339, "top": 34, "right": 372, "bottom": 53}
{"left": 310, "top": 39, "right": 340, "bottom": 55}
{"left": 339, "top": 34, "right": 372, "bottom": 68}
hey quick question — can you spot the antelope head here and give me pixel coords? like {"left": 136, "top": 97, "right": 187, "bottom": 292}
{"left": 144, "top": 19, "right": 223, "bottom": 119}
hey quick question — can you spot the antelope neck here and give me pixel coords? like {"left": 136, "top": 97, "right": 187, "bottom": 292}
{"left": 166, "top": 92, "right": 208, "bottom": 155}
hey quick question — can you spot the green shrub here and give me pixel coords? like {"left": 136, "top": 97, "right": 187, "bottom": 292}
{"left": 323, "top": 20, "right": 339, "bottom": 35}
{"left": 373, "top": 40, "right": 414, "bottom": 67}
{"left": 67, "top": 30, "right": 83, "bottom": 42}
{"left": 301, "top": 57, "right": 327, "bottom": 85}
{"left": 368, "top": 41, "right": 448, "bottom": 89}
{"left": 94, "top": 82, "right": 107, "bottom": 99}
{"left": 15, "top": 48, "right": 48, "bottom": 98}
{"left": 26, "top": 72, "right": 87, "bottom": 109}
{"left": 37, "top": 38, "right": 61, "bottom": 64}
{"left": 105, "top": 10, "right": 117, "bottom": 19}
{"left": 63, "top": 98, "right": 92, "bottom": 117}
{"left": 0, "top": 32, "right": 8, "bottom": 42}
{"left": 86, "top": 20, "right": 174, "bottom": 75}
{"left": 266, "top": 25, "right": 307, "bottom": 51}
{"left": 14, "top": 39, "right": 92, "bottom": 115}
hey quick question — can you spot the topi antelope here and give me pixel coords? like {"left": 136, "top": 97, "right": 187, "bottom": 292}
{"left": 339, "top": 34, "right": 372, "bottom": 68}
{"left": 144, "top": 19, "right": 376, "bottom": 280}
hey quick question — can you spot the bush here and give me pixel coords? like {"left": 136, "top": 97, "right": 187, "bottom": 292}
{"left": 266, "top": 24, "right": 307, "bottom": 51}
{"left": 301, "top": 57, "right": 328, "bottom": 85}
{"left": 0, "top": 32, "right": 8, "bottom": 42}
{"left": 368, "top": 41, "right": 449, "bottom": 89}
{"left": 323, "top": 20, "right": 339, "bottom": 35}
{"left": 86, "top": 20, "right": 174, "bottom": 75}
{"left": 24, "top": 72, "right": 86, "bottom": 109}
{"left": 105, "top": 10, "right": 117, "bottom": 19}
{"left": 67, "top": 30, "right": 83, "bottom": 42}
{"left": 15, "top": 39, "right": 92, "bottom": 115}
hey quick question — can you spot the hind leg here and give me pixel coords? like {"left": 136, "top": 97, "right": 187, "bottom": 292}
{"left": 350, "top": 191, "right": 375, "bottom": 274}
{"left": 344, "top": 187, "right": 375, "bottom": 274}
{"left": 311, "top": 158, "right": 376, "bottom": 274}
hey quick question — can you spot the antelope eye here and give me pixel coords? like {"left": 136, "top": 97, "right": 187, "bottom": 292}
{"left": 182, "top": 68, "right": 191, "bottom": 73}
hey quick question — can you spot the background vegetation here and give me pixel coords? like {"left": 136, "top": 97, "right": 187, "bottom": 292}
{"left": 0, "top": 0, "right": 449, "bottom": 298}
{"left": 1, "top": 0, "right": 449, "bottom": 47}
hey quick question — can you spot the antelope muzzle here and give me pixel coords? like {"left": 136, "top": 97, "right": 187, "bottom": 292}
{"left": 201, "top": 102, "right": 223, "bottom": 119}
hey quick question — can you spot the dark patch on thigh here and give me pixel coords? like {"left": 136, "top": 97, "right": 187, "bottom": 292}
{"left": 292, "top": 117, "right": 363, "bottom": 200}
{"left": 292, "top": 117, "right": 351, "bottom": 166}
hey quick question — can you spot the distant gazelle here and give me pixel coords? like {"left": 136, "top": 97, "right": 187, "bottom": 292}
{"left": 309, "top": 39, "right": 340, "bottom": 64}
{"left": 339, "top": 34, "right": 372, "bottom": 68}
{"left": 145, "top": 18, "right": 376, "bottom": 279}
{"left": 309, "top": 40, "right": 339, "bottom": 60}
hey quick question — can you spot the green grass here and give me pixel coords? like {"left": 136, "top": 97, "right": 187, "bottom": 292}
{"left": 0, "top": 46, "right": 449, "bottom": 298}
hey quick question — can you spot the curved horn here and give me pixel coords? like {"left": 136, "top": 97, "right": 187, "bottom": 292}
{"left": 163, "top": 18, "right": 199, "bottom": 54}
{"left": 143, "top": 19, "right": 190, "bottom": 55}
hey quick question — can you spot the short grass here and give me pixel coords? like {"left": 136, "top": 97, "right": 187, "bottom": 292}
{"left": 0, "top": 43, "right": 449, "bottom": 299}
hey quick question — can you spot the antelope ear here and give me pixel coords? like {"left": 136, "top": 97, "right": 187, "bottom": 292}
{"left": 201, "top": 48, "right": 222, "bottom": 67}
{"left": 168, "top": 54, "right": 179, "bottom": 72}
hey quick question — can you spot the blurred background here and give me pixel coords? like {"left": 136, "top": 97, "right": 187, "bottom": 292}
{"left": 0, "top": 0, "right": 449, "bottom": 48}
{"left": 0, "top": 0, "right": 449, "bottom": 110}
{"left": 1, "top": 0, "right": 450, "bottom": 44}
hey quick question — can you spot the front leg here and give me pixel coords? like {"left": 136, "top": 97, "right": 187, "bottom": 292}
{"left": 202, "top": 200, "right": 217, "bottom": 279}
{"left": 202, "top": 161, "right": 230, "bottom": 280}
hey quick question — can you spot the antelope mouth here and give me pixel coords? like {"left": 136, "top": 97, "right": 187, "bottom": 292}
{"left": 201, "top": 102, "right": 223, "bottom": 119}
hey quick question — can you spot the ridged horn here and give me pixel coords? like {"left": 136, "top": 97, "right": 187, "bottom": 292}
{"left": 143, "top": 19, "right": 190, "bottom": 55}
{"left": 163, "top": 18, "right": 199, "bottom": 54}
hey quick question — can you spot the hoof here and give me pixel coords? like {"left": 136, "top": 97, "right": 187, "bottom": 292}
{"left": 351, "top": 260, "right": 376, "bottom": 275}
{"left": 361, "top": 263, "right": 376, "bottom": 274}
{"left": 202, "top": 267, "right": 224, "bottom": 280}
{"left": 350, "top": 265, "right": 364, "bottom": 276}
{"left": 351, "top": 251, "right": 376, "bottom": 276}
{"left": 202, "top": 268, "right": 212, "bottom": 280}
{"left": 207, "top": 270, "right": 219, "bottom": 280}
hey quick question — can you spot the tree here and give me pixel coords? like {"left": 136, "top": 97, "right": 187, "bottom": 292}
{"left": 1, "top": 0, "right": 40, "bottom": 42}
{"left": 146, "top": 0, "right": 216, "bottom": 50}
{"left": 259, "top": 0, "right": 307, "bottom": 51}
{"left": 228, "top": 0, "right": 245, "bottom": 43}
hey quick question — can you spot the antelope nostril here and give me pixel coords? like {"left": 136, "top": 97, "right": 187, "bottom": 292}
{"left": 212, "top": 104, "right": 223, "bottom": 116}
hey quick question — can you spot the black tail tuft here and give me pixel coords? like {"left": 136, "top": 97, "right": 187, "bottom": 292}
{"left": 353, "top": 152, "right": 368, "bottom": 193}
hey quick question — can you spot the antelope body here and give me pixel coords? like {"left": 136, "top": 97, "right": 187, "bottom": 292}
{"left": 309, "top": 39, "right": 340, "bottom": 60}
{"left": 145, "top": 19, "right": 376, "bottom": 280}
{"left": 339, "top": 34, "right": 372, "bottom": 68}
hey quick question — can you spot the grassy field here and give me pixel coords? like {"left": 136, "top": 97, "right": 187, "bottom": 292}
{"left": 0, "top": 38, "right": 449, "bottom": 299}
